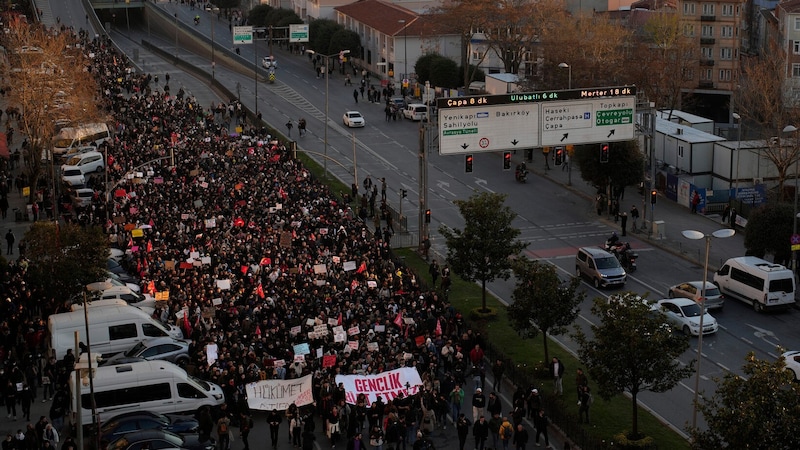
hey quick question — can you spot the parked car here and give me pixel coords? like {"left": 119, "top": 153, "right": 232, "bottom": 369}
{"left": 343, "top": 111, "right": 365, "bottom": 128}
{"left": 652, "top": 298, "right": 718, "bottom": 336}
{"left": 575, "top": 247, "right": 626, "bottom": 288}
{"left": 60, "top": 145, "right": 97, "bottom": 161}
{"left": 104, "top": 337, "right": 191, "bottom": 366}
{"left": 781, "top": 350, "right": 800, "bottom": 380}
{"left": 70, "top": 188, "right": 95, "bottom": 208}
{"left": 100, "top": 411, "right": 200, "bottom": 442}
{"left": 107, "top": 258, "right": 137, "bottom": 282}
{"left": 61, "top": 166, "right": 86, "bottom": 187}
{"left": 402, "top": 103, "right": 428, "bottom": 121}
{"left": 668, "top": 281, "right": 724, "bottom": 310}
{"left": 107, "top": 430, "right": 214, "bottom": 450}
{"left": 105, "top": 271, "right": 141, "bottom": 293}
{"left": 61, "top": 150, "right": 105, "bottom": 174}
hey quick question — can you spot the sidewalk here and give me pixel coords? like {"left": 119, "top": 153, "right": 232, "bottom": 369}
{"left": 528, "top": 159, "right": 745, "bottom": 272}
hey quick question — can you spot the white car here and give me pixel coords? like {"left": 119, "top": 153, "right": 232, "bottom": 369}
{"left": 668, "top": 281, "right": 725, "bottom": 310}
{"left": 653, "top": 298, "right": 718, "bottom": 336}
{"left": 70, "top": 188, "right": 95, "bottom": 208}
{"left": 61, "top": 166, "right": 86, "bottom": 187}
{"left": 62, "top": 151, "right": 105, "bottom": 174}
{"left": 781, "top": 350, "right": 800, "bottom": 380}
{"left": 261, "top": 56, "right": 277, "bottom": 69}
{"left": 343, "top": 111, "right": 365, "bottom": 128}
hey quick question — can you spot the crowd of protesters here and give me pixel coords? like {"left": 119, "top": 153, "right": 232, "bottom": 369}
{"left": 0, "top": 23, "right": 563, "bottom": 450}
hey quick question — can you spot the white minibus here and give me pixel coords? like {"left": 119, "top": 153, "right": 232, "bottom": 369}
{"left": 713, "top": 256, "right": 795, "bottom": 312}
{"left": 70, "top": 360, "right": 224, "bottom": 424}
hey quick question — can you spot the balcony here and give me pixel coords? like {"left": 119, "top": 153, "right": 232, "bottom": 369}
{"left": 700, "top": 15, "right": 716, "bottom": 21}
{"left": 700, "top": 59, "right": 715, "bottom": 66}
{"left": 700, "top": 37, "right": 716, "bottom": 45}
{"left": 699, "top": 80, "right": 714, "bottom": 88}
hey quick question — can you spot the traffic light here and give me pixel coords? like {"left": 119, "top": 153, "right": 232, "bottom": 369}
{"left": 600, "top": 143, "right": 610, "bottom": 163}
{"left": 425, "top": 209, "right": 431, "bottom": 223}
{"left": 651, "top": 190, "right": 658, "bottom": 204}
{"left": 401, "top": 189, "right": 407, "bottom": 199}
{"left": 503, "top": 152, "right": 512, "bottom": 170}
{"left": 465, "top": 154, "right": 474, "bottom": 173}
{"left": 554, "top": 147, "right": 563, "bottom": 166}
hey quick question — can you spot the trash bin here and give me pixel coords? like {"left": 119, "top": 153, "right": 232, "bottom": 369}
{"left": 26, "top": 204, "right": 33, "bottom": 221}
{"left": 14, "top": 208, "right": 22, "bottom": 222}
{"left": 653, "top": 220, "right": 666, "bottom": 240}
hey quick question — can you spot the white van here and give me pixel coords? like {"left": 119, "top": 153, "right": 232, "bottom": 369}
{"left": 713, "top": 257, "right": 796, "bottom": 312}
{"left": 403, "top": 104, "right": 428, "bottom": 121}
{"left": 69, "top": 360, "right": 224, "bottom": 424}
{"left": 48, "top": 304, "right": 183, "bottom": 359}
{"left": 52, "top": 123, "right": 111, "bottom": 155}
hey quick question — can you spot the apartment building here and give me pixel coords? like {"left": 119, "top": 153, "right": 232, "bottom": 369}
{"left": 679, "top": 0, "right": 745, "bottom": 122}
{"left": 769, "top": 0, "right": 800, "bottom": 105}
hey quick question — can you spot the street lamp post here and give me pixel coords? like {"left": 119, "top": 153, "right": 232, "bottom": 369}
{"left": 785, "top": 125, "right": 799, "bottom": 270}
{"left": 558, "top": 62, "right": 571, "bottom": 89}
{"left": 398, "top": 20, "right": 408, "bottom": 81}
{"left": 306, "top": 49, "right": 351, "bottom": 179}
{"left": 682, "top": 228, "right": 735, "bottom": 430}
{"left": 732, "top": 113, "right": 742, "bottom": 196}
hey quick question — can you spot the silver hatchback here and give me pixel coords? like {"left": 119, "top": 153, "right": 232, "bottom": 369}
{"left": 668, "top": 281, "right": 725, "bottom": 310}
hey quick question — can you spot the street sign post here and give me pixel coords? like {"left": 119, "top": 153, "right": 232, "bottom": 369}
{"left": 232, "top": 26, "right": 253, "bottom": 45}
{"left": 436, "top": 86, "right": 636, "bottom": 155}
{"left": 289, "top": 24, "right": 309, "bottom": 43}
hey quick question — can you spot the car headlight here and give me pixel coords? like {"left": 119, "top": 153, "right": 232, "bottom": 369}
{"left": 213, "top": 393, "right": 223, "bottom": 400}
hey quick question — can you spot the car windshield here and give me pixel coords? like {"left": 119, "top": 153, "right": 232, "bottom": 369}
{"left": 678, "top": 303, "right": 703, "bottom": 317}
{"left": 189, "top": 375, "right": 211, "bottom": 391}
{"left": 769, "top": 278, "right": 794, "bottom": 293}
{"left": 124, "top": 341, "right": 147, "bottom": 357}
{"left": 63, "top": 169, "right": 82, "bottom": 176}
{"left": 595, "top": 257, "right": 620, "bottom": 270}
{"left": 704, "top": 287, "right": 721, "bottom": 297}
{"left": 349, "top": 113, "right": 362, "bottom": 118}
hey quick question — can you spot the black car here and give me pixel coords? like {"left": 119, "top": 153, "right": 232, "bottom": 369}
{"left": 101, "top": 413, "right": 200, "bottom": 442}
{"left": 108, "top": 429, "right": 213, "bottom": 450}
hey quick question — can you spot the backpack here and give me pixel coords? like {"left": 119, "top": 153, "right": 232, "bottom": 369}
{"left": 218, "top": 421, "right": 229, "bottom": 434}
{"left": 502, "top": 424, "right": 513, "bottom": 439}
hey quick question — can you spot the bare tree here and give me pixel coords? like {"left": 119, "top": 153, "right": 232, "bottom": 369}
{"left": 426, "top": 0, "right": 490, "bottom": 88}
{"left": 2, "top": 19, "right": 103, "bottom": 204}
{"left": 737, "top": 41, "right": 800, "bottom": 201}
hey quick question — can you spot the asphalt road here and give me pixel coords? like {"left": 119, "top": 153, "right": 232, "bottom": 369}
{"left": 19, "top": 0, "right": 800, "bottom": 445}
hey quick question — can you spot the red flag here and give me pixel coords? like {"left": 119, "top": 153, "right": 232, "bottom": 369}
{"left": 260, "top": 257, "right": 271, "bottom": 266}
{"left": 241, "top": 265, "right": 249, "bottom": 274}
{"left": 350, "top": 280, "right": 358, "bottom": 293}
{"left": 356, "top": 262, "right": 367, "bottom": 274}
{"left": 394, "top": 312, "right": 403, "bottom": 328}
{"left": 322, "top": 355, "right": 337, "bottom": 368}
{"left": 415, "top": 336, "right": 426, "bottom": 347}
{"left": 183, "top": 311, "right": 190, "bottom": 334}
{"left": 147, "top": 280, "right": 156, "bottom": 295}
{"left": 256, "top": 284, "right": 265, "bottom": 299}
{"left": 337, "top": 313, "right": 343, "bottom": 326}
{"left": 435, "top": 319, "right": 442, "bottom": 337}
{"left": 234, "top": 217, "right": 245, "bottom": 227}
{"left": 255, "top": 325, "right": 262, "bottom": 336}
{"left": 146, "top": 240, "right": 153, "bottom": 252}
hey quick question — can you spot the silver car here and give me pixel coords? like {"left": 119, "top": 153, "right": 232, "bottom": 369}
{"left": 575, "top": 247, "right": 627, "bottom": 288}
{"left": 105, "top": 337, "right": 190, "bottom": 365}
{"left": 668, "top": 281, "right": 724, "bottom": 310}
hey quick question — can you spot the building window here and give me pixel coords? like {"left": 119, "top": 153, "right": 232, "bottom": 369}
{"left": 702, "top": 3, "right": 715, "bottom": 15}
{"left": 702, "top": 69, "right": 712, "bottom": 80}
{"left": 721, "top": 26, "right": 733, "bottom": 38}
{"left": 683, "top": 24, "right": 695, "bottom": 36}
{"left": 720, "top": 48, "right": 732, "bottom": 59}
{"left": 793, "top": 64, "right": 800, "bottom": 77}
{"left": 794, "top": 41, "right": 800, "bottom": 55}
{"left": 722, "top": 4, "right": 734, "bottom": 16}
{"left": 683, "top": 2, "right": 696, "bottom": 15}
{"left": 701, "top": 25, "right": 714, "bottom": 37}
{"left": 701, "top": 47, "right": 713, "bottom": 58}
{"left": 795, "top": 17, "right": 800, "bottom": 30}
{"left": 683, "top": 68, "right": 694, "bottom": 81}
{"left": 719, "top": 69, "right": 732, "bottom": 81}
{"left": 678, "top": 145, "right": 684, "bottom": 157}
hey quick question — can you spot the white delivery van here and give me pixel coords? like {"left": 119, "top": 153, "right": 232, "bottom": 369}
{"left": 52, "top": 123, "right": 111, "bottom": 155}
{"left": 48, "top": 304, "right": 183, "bottom": 359}
{"left": 70, "top": 360, "right": 224, "bottom": 424}
{"left": 403, "top": 104, "right": 428, "bottom": 121}
{"left": 713, "top": 256, "right": 796, "bottom": 312}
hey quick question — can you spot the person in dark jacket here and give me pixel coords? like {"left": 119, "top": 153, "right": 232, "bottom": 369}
{"left": 267, "top": 409, "right": 282, "bottom": 450}
{"left": 512, "top": 424, "right": 528, "bottom": 450}
{"left": 455, "top": 413, "right": 470, "bottom": 450}
{"left": 532, "top": 410, "right": 550, "bottom": 448}
{"left": 472, "top": 415, "right": 489, "bottom": 450}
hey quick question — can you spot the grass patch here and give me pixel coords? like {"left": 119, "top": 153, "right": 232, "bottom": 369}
{"left": 396, "top": 248, "right": 690, "bottom": 450}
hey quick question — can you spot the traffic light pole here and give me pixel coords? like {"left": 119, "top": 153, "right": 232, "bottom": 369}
{"left": 418, "top": 122, "right": 428, "bottom": 253}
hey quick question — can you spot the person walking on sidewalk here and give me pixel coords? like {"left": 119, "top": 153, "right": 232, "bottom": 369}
{"left": 630, "top": 205, "right": 640, "bottom": 231}
{"left": 5, "top": 230, "right": 14, "bottom": 255}
{"left": 619, "top": 211, "right": 628, "bottom": 236}
{"left": 0, "top": 196, "right": 8, "bottom": 219}
{"left": 532, "top": 410, "right": 550, "bottom": 448}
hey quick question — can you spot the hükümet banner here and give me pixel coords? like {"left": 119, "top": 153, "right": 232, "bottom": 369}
{"left": 336, "top": 367, "right": 423, "bottom": 404}
{"left": 246, "top": 375, "right": 314, "bottom": 410}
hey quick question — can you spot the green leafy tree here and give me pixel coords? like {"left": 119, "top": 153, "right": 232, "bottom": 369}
{"left": 508, "top": 258, "right": 585, "bottom": 362}
{"left": 688, "top": 351, "right": 800, "bottom": 449}
{"left": 308, "top": 20, "right": 340, "bottom": 54}
{"left": 212, "top": 0, "right": 240, "bottom": 17}
{"left": 743, "top": 203, "right": 792, "bottom": 264}
{"left": 329, "top": 29, "right": 361, "bottom": 58}
{"left": 573, "top": 294, "right": 694, "bottom": 438}
{"left": 573, "top": 140, "right": 644, "bottom": 197}
{"left": 439, "top": 192, "right": 528, "bottom": 312}
{"left": 429, "top": 57, "right": 460, "bottom": 89}
{"left": 25, "top": 223, "right": 108, "bottom": 301}
{"left": 247, "top": 5, "right": 273, "bottom": 26}
{"left": 414, "top": 54, "right": 441, "bottom": 84}
{"left": 265, "top": 8, "right": 302, "bottom": 27}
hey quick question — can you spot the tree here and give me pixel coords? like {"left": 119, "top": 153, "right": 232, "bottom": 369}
{"left": 3, "top": 19, "right": 103, "bottom": 205}
{"left": 308, "top": 20, "right": 340, "bottom": 54}
{"left": 329, "top": 29, "right": 361, "bottom": 59}
{"left": 24, "top": 222, "right": 108, "bottom": 301}
{"left": 688, "top": 351, "right": 800, "bottom": 449}
{"left": 507, "top": 258, "right": 584, "bottom": 362}
{"left": 573, "top": 294, "right": 694, "bottom": 438}
{"left": 429, "top": 57, "right": 460, "bottom": 89}
{"left": 439, "top": 192, "right": 528, "bottom": 312}
{"left": 737, "top": 41, "right": 800, "bottom": 201}
{"left": 743, "top": 203, "right": 792, "bottom": 264}
{"left": 427, "top": 0, "right": 489, "bottom": 88}
{"left": 573, "top": 140, "right": 644, "bottom": 197}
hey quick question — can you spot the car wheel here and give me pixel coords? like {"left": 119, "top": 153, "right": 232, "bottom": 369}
{"left": 96, "top": 166, "right": 104, "bottom": 173}
{"left": 753, "top": 299, "right": 763, "bottom": 312}
{"left": 682, "top": 325, "right": 692, "bottom": 336}
{"left": 791, "top": 369, "right": 799, "bottom": 381}
{"left": 593, "top": 278, "right": 601, "bottom": 289}
{"left": 668, "top": 290, "right": 675, "bottom": 298}
{"left": 575, "top": 267, "right": 581, "bottom": 279}
{"left": 175, "top": 356, "right": 189, "bottom": 367}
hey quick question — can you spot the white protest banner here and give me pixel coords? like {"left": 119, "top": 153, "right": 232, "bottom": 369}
{"left": 314, "top": 325, "right": 329, "bottom": 336}
{"left": 246, "top": 375, "right": 314, "bottom": 411}
{"left": 347, "top": 326, "right": 360, "bottom": 336}
{"left": 336, "top": 367, "right": 423, "bottom": 404}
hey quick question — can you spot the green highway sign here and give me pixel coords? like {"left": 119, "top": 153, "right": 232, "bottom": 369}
{"left": 443, "top": 129, "right": 478, "bottom": 136}
{"left": 233, "top": 26, "right": 253, "bottom": 45}
{"left": 596, "top": 109, "right": 633, "bottom": 126}
{"left": 289, "top": 24, "right": 309, "bottom": 43}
